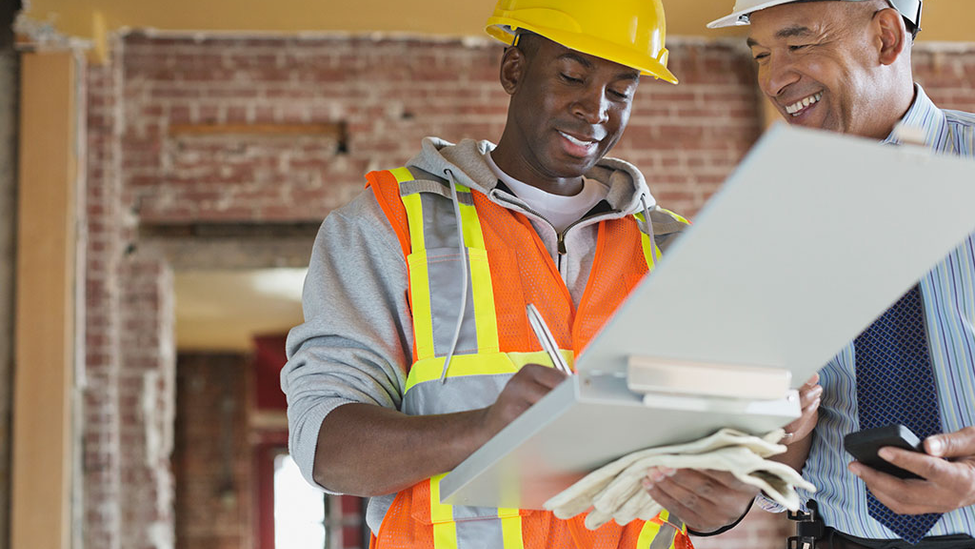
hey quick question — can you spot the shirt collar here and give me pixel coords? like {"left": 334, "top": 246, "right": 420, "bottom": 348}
{"left": 882, "top": 84, "right": 948, "bottom": 148}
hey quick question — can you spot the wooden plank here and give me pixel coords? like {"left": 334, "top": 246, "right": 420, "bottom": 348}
{"left": 12, "top": 50, "right": 78, "bottom": 549}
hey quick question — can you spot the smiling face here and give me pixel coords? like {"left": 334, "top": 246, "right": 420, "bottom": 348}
{"left": 747, "top": 1, "right": 905, "bottom": 139}
{"left": 491, "top": 34, "right": 641, "bottom": 195}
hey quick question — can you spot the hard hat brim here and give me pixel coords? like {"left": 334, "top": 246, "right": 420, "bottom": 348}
{"left": 706, "top": 0, "right": 799, "bottom": 28}
{"left": 486, "top": 19, "right": 679, "bottom": 85}
{"left": 708, "top": 0, "right": 923, "bottom": 33}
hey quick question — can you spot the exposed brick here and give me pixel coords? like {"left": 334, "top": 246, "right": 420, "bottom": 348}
{"left": 173, "top": 353, "right": 253, "bottom": 549}
{"left": 81, "top": 34, "right": 975, "bottom": 549}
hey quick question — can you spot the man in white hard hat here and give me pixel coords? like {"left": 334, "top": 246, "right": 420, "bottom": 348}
{"left": 693, "top": 1, "right": 975, "bottom": 547}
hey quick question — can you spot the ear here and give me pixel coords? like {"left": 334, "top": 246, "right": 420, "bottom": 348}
{"left": 499, "top": 45, "right": 527, "bottom": 95}
{"left": 875, "top": 7, "right": 907, "bottom": 66}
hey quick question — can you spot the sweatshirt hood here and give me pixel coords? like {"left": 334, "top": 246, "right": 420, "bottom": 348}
{"left": 405, "top": 137, "right": 657, "bottom": 215}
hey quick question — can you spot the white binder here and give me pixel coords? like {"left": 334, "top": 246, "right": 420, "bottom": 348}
{"left": 440, "top": 124, "right": 975, "bottom": 510}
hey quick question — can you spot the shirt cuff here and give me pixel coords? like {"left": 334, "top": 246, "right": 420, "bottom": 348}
{"left": 755, "top": 493, "right": 788, "bottom": 513}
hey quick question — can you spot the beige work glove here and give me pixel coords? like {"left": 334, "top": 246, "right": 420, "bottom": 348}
{"left": 543, "top": 428, "right": 817, "bottom": 530}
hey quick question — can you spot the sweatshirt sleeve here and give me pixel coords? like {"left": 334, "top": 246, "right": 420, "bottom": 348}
{"left": 281, "top": 188, "right": 413, "bottom": 492}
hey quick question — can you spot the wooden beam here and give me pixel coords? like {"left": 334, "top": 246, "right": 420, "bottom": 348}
{"left": 12, "top": 50, "right": 79, "bottom": 549}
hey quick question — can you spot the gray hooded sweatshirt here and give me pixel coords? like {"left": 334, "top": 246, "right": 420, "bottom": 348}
{"left": 281, "top": 137, "right": 686, "bottom": 533}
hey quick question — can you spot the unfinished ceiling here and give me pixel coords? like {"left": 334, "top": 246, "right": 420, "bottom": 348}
{"left": 174, "top": 268, "right": 305, "bottom": 352}
{"left": 20, "top": 0, "right": 975, "bottom": 45}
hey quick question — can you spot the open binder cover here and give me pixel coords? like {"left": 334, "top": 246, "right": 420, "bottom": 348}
{"left": 441, "top": 124, "right": 975, "bottom": 510}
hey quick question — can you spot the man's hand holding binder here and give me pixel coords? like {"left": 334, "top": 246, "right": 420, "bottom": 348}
{"left": 640, "top": 375, "right": 821, "bottom": 533}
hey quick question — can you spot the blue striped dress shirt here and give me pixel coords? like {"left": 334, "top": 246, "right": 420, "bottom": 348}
{"left": 798, "top": 85, "right": 975, "bottom": 539}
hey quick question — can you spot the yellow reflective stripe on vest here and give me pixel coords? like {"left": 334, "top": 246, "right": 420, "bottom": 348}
{"left": 396, "top": 168, "right": 426, "bottom": 253}
{"left": 430, "top": 473, "right": 459, "bottom": 548}
{"left": 507, "top": 350, "right": 574, "bottom": 371}
{"left": 640, "top": 232, "right": 660, "bottom": 272}
{"left": 636, "top": 519, "right": 662, "bottom": 549}
{"left": 500, "top": 513, "right": 525, "bottom": 548}
{"left": 455, "top": 183, "right": 485, "bottom": 249}
{"left": 636, "top": 510, "right": 684, "bottom": 549}
{"left": 454, "top": 183, "right": 500, "bottom": 353}
{"left": 405, "top": 351, "right": 570, "bottom": 391}
{"left": 634, "top": 212, "right": 661, "bottom": 272}
{"left": 396, "top": 168, "right": 437, "bottom": 361}
{"left": 655, "top": 207, "right": 691, "bottom": 225}
{"left": 407, "top": 247, "right": 437, "bottom": 361}
{"left": 406, "top": 353, "right": 516, "bottom": 391}
{"left": 428, "top": 473, "right": 524, "bottom": 549}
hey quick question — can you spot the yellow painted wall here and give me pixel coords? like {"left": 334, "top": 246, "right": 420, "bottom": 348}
{"left": 20, "top": 0, "right": 975, "bottom": 43}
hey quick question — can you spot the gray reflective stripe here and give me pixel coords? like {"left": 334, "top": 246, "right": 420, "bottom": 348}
{"left": 643, "top": 207, "right": 690, "bottom": 256}
{"left": 457, "top": 516, "right": 506, "bottom": 549}
{"left": 400, "top": 179, "right": 475, "bottom": 205}
{"left": 636, "top": 208, "right": 687, "bottom": 237}
{"left": 453, "top": 504, "right": 512, "bottom": 522}
{"left": 418, "top": 193, "right": 479, "bottom": 357}
{"left": 428, "top": 251, "right": 479, "bottom": 357}
{"left": 649, "top": 522, "right": 679, "bottom": 549}
{"left": 421, "top": 193, "right": 464, "bottom": 248}
{"left": 402, "top": 373, "right": 513, "bottom": 416}
{"left": 650, "top": 220, "right": 685, "bottom": 236}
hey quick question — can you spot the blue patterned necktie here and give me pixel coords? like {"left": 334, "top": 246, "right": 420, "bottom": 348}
{"left": 854, "top": 284, "right": 943, "bottom": 544}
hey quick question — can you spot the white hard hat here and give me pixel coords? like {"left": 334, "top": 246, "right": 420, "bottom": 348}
{"left": 707, "top": 0, "right": 922, "bottom": 33}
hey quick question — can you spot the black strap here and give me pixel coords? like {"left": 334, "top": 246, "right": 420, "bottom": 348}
{"left": 687, "top": 498, "right": 754, "bottom": 537}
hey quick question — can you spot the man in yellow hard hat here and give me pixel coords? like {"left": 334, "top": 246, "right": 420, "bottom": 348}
{"left": 281, "top": 1, "right": 770, "bottom": 547}
{"left": 702, "top": 1, "right": 975, "bottom": 547}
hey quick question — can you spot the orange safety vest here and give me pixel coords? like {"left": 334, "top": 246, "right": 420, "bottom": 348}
{"left": 365, "top": 166, "right": 693, "bottom": 549}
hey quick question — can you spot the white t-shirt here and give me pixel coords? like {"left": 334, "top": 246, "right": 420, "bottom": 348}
{"left": 484, "top": 151, "right": 608, "bottom": 234}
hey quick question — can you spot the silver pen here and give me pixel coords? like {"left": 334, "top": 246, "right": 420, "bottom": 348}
{"left": 526, "top": 303, "right": 573, "bottom": 375}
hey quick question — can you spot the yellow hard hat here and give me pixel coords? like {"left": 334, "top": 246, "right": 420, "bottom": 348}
{"left": 485, "top": 0, "right": 678, "bottom": 84}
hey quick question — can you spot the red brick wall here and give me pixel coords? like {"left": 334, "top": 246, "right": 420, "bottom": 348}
{"left": 174, "top": 353, "right": 253, "bottom": 549}
{"left": 82, "top": 34, "right": 975, "bottom": 549}
{"left": 86, "top": 41, "right": 177, "bottom": 548}
{"left": 118, "top": 256, "right": 176, "bottom": 549}
{"left": 84, "top": 56, "right": 124, "bottom": 549}
{"left": 118, "top": 34, "right": 761, "bottom": 224}
{"left": 914, "top": 46, "right": 975, "bottom": 113}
